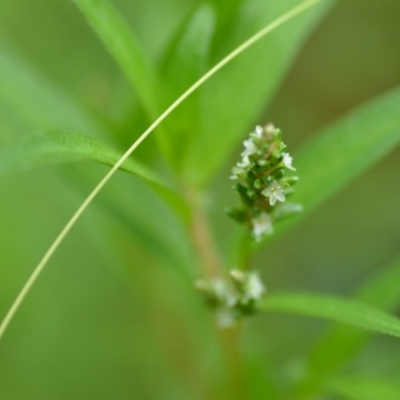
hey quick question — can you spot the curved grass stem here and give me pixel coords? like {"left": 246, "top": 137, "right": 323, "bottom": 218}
{"left": 0, "top": 0, "right": 322, "bottom": 342}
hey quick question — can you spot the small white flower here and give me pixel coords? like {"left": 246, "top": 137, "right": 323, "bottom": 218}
{"left": 254, "top": 125, "right": 263, "bottom": 138}
{"left": 261, "top": 181, "right": 285, "bottom": 206}
{"left": 282, "top": 153, "right": 296, "bottom": 171}
{"left": 210, "top": 278, "right": 238, "bottom": 306}
{"left": 230, "top": 269, "right": 246, "bottom": 284}
{"left": 210, "top": 278, "right": 229, "bottom": 300}
{"left": 230, "top": 155, "right": 251, "bottom": 179}
{"left": 241, "top": 139, "right": 258, "bottom": 157}
{"left": 243, "top": 272, "right": 266, "bottom": 301}
{"left": 252, "top": 212, "right": 273, "bottom": 241}
{"left": 237, "top": 156, "right": 250, "bottom": 168}
{"left": 230, "top": 166, "right": 245, "bottom": 180}
{"left": 264, "top": 123, "right": 276, "bottom": 136}
{"left": 229, "top": 172, "right": 238, "bottom": 180}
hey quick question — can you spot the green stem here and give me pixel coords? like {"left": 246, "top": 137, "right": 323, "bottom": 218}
{"left": 184, "top": 186, "right": 248, "bottom": 399}
{"left": 238, "top": 232, "right": 253, "bottom": 271}
{"left": 185, "top": 186, "right": 222, "bottom": 280}
{"left": 216, "top": 325, "right": 248, "bottom": 400}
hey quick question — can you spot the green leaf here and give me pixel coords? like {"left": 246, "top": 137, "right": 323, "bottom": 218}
{"left": 294, "top": 86, "right": 400, "bottom": 218}
{"left": 184, "top": 0, "right": 334, "bottom": 185}
{"left": 265, "top": 85, "right": 400, "bottom": 243}
{"left": 313, "top": 257, "right": 400, "bottom": 370}
{"left": 261, "top": 87, "right": 400, "bottom": 394}
{"left": 0, "top": 131, "right": 168, "bottom": 189}
{"left": 292, "top": 257, "right": 400, "bottom": 396}
{"left": 0, "top": 131, "right": 193, "bottom": 269}
{"left": 261, "top": 292, "right": 400, "bottom": 339}
{"left": 0, "top": 130, "right": 192, "bottom": 221}
{"left": 73, "top": 0, "right": 159, "bottom": 119}
{"left": 209, "top": 0, "right": 244, "bottom": 32}
{"left": 0, "top": 45, "right": 106, "bottom": 138}
{"left": 66, "top": 166, "right": 195, "bottom": 275}
{"left": 160, "top": 3, "right": 216, "bottom": 166}
{"left": 358, "top": 258, "right": 400, "bottom": 310}
{"left": 328, "top": 376, "right": 400, "bottom": 400}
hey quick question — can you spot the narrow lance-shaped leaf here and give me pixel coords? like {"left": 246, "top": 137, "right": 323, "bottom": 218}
{"left": 160, "top": 3, "right": 215, "bottom": 168}
{"left": 261, "top": 292, "right": 400, "bottom": 339}
{"left": 184, "top": 0, "right": 334, "bottom": 185}
{"left": 0, "top": 131, "right": 193, "bottom": 274}
{"left": 328, "top": 376, "right": 400, "bottom": 400}
{"left": 0, "top": 41, "right": 193, "bottom": 290}
{"left": 315, "top": 256, "right": 400, "bottom": 370}
{"left": 72, "top": 0, "right": 179, "bottom": 162}
{"left": 0, "top": 131, "right": 168, "bottom": 188}
{"left": 293, "top": 256, "right": 400, "bottom": 396}
{"left": 73, "top": 0, "right": 159, "bottom": 119}
{"left": 263, "top": 85, "right": 400, "bottom": 244}
{"left": 0, "top": 130, "right": 191, "bottom": 221}
{"left": 209, "top": 0, "right": 245, "bottom": 43}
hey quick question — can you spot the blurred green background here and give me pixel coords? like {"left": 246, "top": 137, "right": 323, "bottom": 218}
{"left": 0, "top": 0, "right": 400, "bottom": 399}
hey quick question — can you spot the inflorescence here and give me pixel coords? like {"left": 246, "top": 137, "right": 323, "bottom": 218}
{"left": 195, "top": 269, "right": 266, "bottom": 328}
{"left": 195, "top": 124, "right": 301, "bottom": 328}
{"left": 227, "top": 123, "right": 302, "bottom": 242}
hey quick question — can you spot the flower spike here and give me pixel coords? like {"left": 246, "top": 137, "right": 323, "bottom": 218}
{"left": 227, "top": 123, "right": 302, "bottom": 241}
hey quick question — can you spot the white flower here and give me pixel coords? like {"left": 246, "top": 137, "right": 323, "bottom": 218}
{"left": 254, "top": 125, "right": 263, "bottom": 138}
{"left": 237, "top": 156, "right": 250, "bottom": 168}
{"left": 241, "top": 139, "right": 257, "bottom": 157}
{"left": 210, "top": 278, "right": 229, "bottom": 300}
{"left": 252, "top": 212, "right": 273, "bottom": 241}
{"left": 261, "top": 180, "right": 285, "bottom": 206}
{"left": 230, "top": 269, "right": 246, "bottom": 284}
{"left": 231, "top": 155, "right": 251, "bottom": 179}
{"left": 229, "top": 171, "right": 239, "bottom": 180}
{"left": 243, "top": 272, "right": 266, "bottom": 301}
{"left": 210, "top": 278, "right": 238, "bottom": 306}
{"left": 282, "top": 153, "right": 296, "bottom": 171}
{"left": 265, "top": 123, "right": 275, "bottom": 133}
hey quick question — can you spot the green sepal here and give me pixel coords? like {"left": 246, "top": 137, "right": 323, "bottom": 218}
{"left": 225, "top": 207, "right": 249, "bottom": 223}
{"left": 273, "top": 169, "right": 285, "bottom": 179}
{"left": 254, "top": 179, "right": 263, "bottom": 189}
{"left": 237, "top": 183, "right": 253, "bottom": 206}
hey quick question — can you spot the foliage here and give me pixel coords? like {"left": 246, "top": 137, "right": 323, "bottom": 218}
{"left": 0, "top": 0, "right": 399, "bottom": 399}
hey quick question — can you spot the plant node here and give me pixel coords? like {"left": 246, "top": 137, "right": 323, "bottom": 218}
{"left": 195, "top": 269, "right": 266, "bottom": 328}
